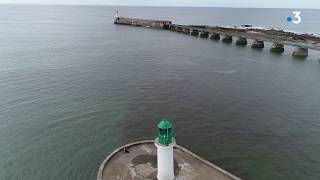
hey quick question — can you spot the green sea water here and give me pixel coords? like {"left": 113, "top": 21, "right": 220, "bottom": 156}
{"left": 0, "top": 5, "right": 320, "bottom": 180}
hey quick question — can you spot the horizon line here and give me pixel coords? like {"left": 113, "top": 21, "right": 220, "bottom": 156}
{"left": 0, "top": 3, "right": 319, "bottom": 10}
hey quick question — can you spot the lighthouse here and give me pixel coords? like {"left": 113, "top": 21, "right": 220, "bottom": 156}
{"left": 155, "top": 119, "right": 175, "bottom": 180}
{"left": 115, "top": 11, "right": 119, "bottom": 18}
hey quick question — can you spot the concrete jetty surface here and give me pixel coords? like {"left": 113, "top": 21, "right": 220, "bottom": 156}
{"left": 97, "top": 140, "right": 241, "bottom": 180}
{"left": 181, "top": 25, "right": 320, "bottom": 50}
{"left": 114, "top": 17, "right": 171, "bottom": 29}
{"left": 115, "top": 17, "right": 320, "bottom": 57}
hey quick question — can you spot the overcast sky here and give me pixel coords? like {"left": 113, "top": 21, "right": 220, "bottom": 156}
{"left": 0, "top": 0, "right": 319, "bottom": 9}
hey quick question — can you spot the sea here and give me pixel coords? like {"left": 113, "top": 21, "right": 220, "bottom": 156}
{"left": 0, "top": 4, "right": 320, "bottom": 180}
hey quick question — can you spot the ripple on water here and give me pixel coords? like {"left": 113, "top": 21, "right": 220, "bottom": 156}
{"left": 215, "top": 70, "right": 237, "bottom": 74}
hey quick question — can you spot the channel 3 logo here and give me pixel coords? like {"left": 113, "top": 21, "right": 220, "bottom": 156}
{"left": 287, "top": 11, "right": 301, "bottom": 24}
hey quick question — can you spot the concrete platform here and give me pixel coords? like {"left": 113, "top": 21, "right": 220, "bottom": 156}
{"left": 97, "top": 140, "right": 241, "bottom": 180}
{"left": 115, "top": 17, "right": 320, "bottom": 51}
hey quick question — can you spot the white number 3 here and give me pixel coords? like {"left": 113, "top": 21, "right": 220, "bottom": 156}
{"left": 292, "top": 11, "right": 302, "bottom": 24}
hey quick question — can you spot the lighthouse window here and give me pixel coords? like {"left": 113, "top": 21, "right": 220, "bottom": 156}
{"left": 160, "top": 129, "right": 167, "bottom": 135}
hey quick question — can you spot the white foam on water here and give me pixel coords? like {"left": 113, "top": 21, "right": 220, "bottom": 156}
{"left": 215, "top": 70, "right": 237, "bottom": 74}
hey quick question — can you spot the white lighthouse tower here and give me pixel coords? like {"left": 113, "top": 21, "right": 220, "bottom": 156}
{"left": 155, "top": 119, "right": 175, "bottom": 180}
{"left": 115, "top": 11, "right": 119, "bottom": 18}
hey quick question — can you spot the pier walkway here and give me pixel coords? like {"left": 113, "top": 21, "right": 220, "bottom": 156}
{"left": 115, "top": 17, "right": 320, "bottom": 57}
{"left": 97, "top": 141, "right": 241, "bottom": 180}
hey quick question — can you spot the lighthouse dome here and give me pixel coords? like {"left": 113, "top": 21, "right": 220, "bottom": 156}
{"left": 156, "top": 119, "right": 174, "bottom": 146}
{"left": 158, "top": 119, "right": 172, "bottom": 129}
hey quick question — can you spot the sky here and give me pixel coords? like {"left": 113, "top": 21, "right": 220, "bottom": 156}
{"left": 0, "top": 0, "right": 319, "bottom": 9}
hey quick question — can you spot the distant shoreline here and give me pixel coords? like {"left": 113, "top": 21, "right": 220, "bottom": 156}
{"left": 0, "top": 3, "right": 319, "bottom": 10}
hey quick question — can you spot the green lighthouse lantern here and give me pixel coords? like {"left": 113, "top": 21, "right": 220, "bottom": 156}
{"left": 157, "top": 119, "right": 173, "bottom": 145}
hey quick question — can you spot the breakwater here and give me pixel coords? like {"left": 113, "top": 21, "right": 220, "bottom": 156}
{"left": 115, "top": 17, "right": 320, "bottom": 58}
{"left": 98, "top": 141, "right": 241, "bottom": 180}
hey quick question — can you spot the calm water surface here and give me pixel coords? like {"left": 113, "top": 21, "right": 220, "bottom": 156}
{"left": 0, "top": 5, "right": 320, "bottom": 180}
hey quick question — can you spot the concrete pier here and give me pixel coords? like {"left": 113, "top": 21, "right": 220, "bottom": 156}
{"left": 175, "top": 26, "right": 183, "bottom": 33}
{"left": 251, "top": 40, "right": 264, "bottom": 49}
{"left": 222, "top": 35, "right": 233, "bottom": 43}
{"left": 169, "top": 25, "right": 175, "bottom": 31}
{"left": 114, "top": 17, "right": 320, "bottom": 59}
{"left": 97, "top": 141, "right": 241, "bottom": 180}
{"left": 190, "top": 29, "right": 199, "bottom": 36}
{"left": 114, "top": 17, "right": 171, "bottom": 29}
{"left": 210, "top": 33, "right": 221, "bottom": 40}
{"left": 292, "top": 47, "right": 308, "bottom": 57}
{"left": 182, "top": 28, "right": 190, "bottom": 34}
{"left": 270, "top": 43, "right": 284, "bottom": 53}
{"left": 199, "top": 31, "right": 209, "bottom": 38}
{"left": 236, "top": 37, "right": 247, "bottom": 46}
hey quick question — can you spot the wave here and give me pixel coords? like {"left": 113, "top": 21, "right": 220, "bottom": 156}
{"left": 215, "top": 70, "right": 237, "bottom": 74}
